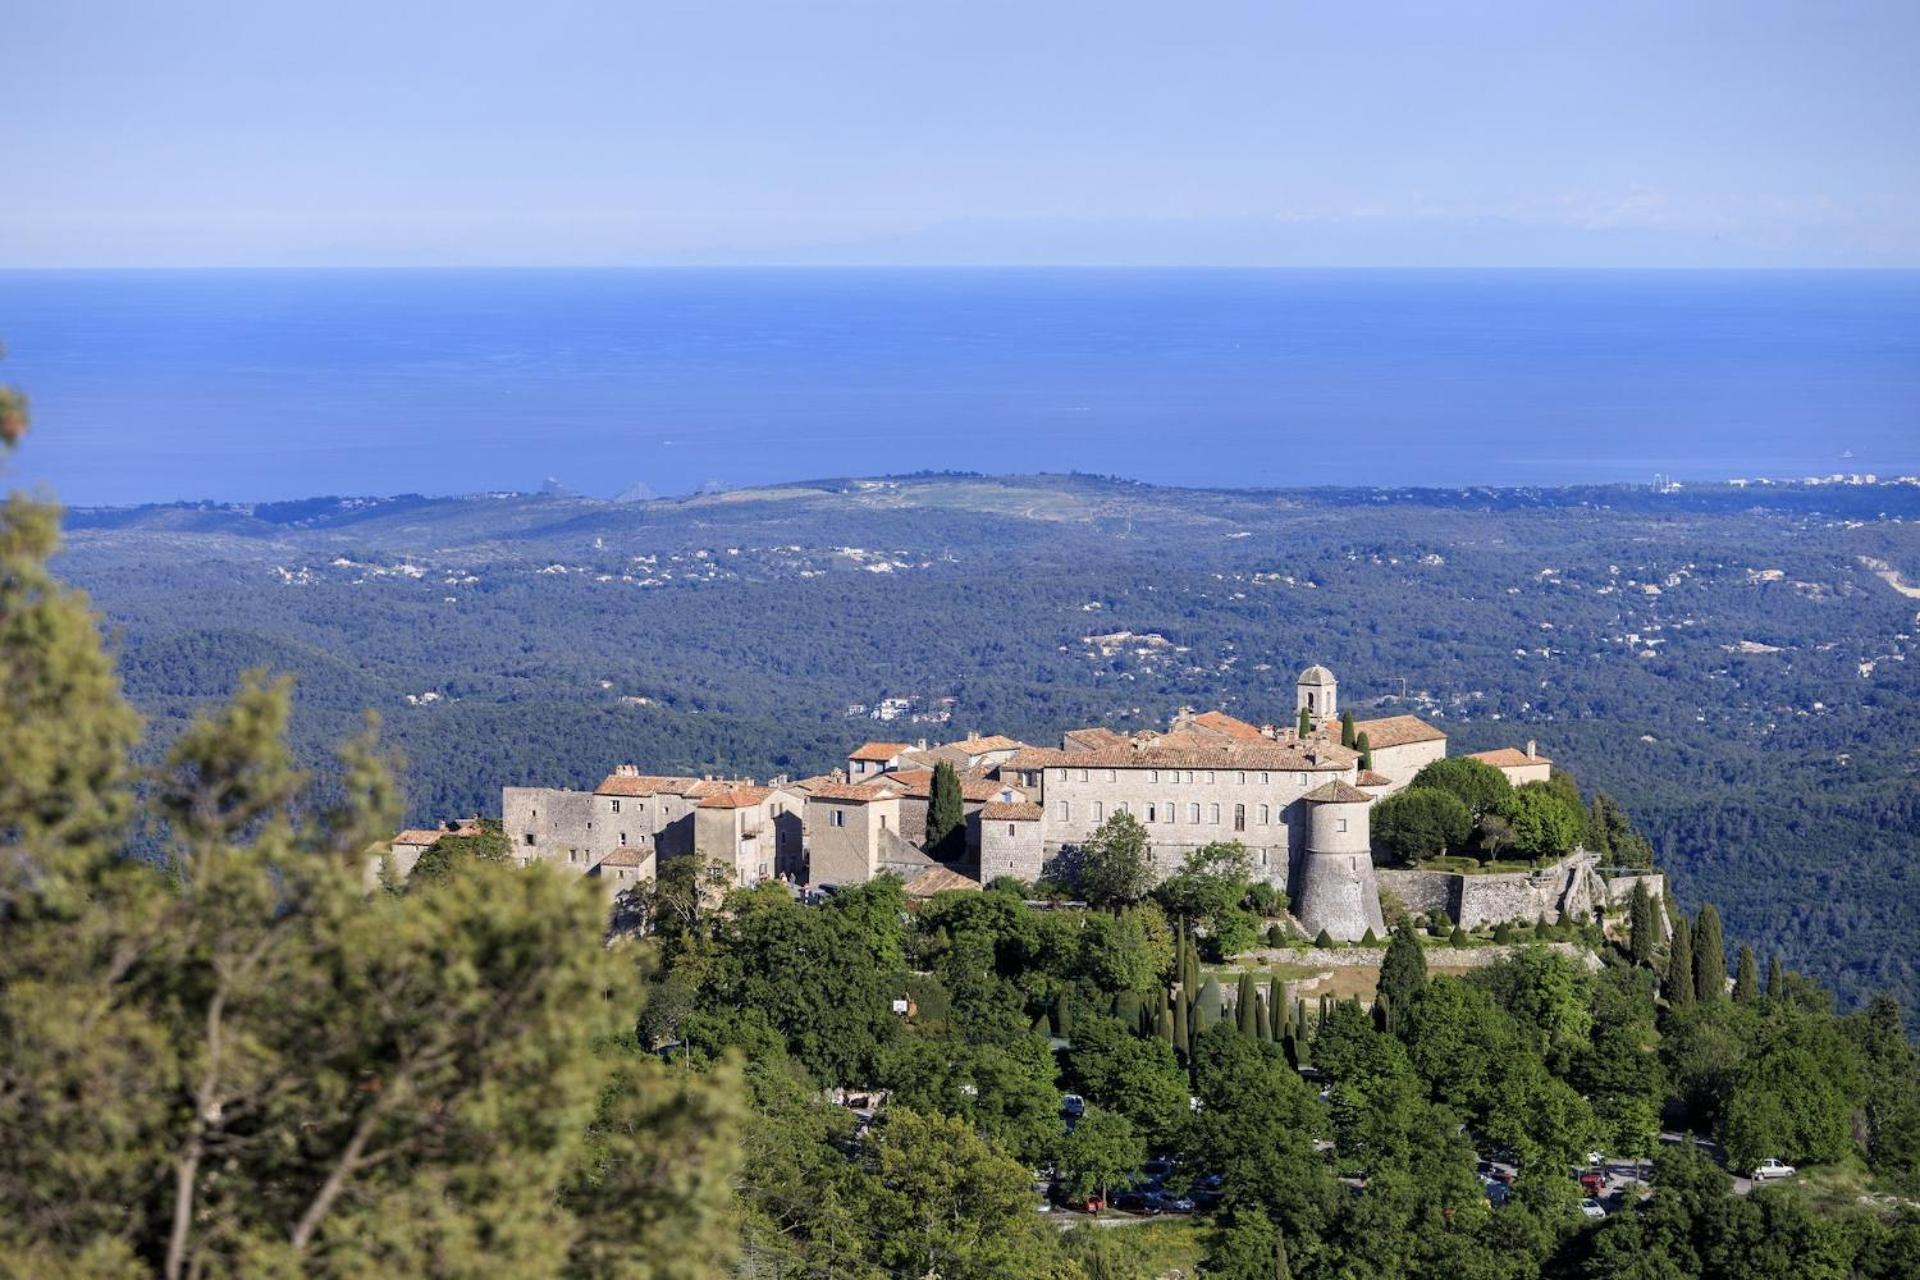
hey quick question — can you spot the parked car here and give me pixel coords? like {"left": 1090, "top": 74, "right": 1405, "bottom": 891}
{"left": 1061, "top": 1094, "right": 1086, "bottom": 1117}
{"left": 1579, "top": 1198, "right": 1608, "bottom": 1220}
{"left": 1578, "top": 1171, "right": 1607, "bottom": 1197}
{"left": 1111, "top": 1191, "right": 1154, "bottom": 1213}
{"left": 1751, "top": 1158, "right": 1797, "bottom": 1180}
{"left": 1586, "top": 1151, "right": 1608, "bottom": 1168}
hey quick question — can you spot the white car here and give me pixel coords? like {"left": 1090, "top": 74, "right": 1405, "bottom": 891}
{"left": 1585, "top": 1151, "right": 1607, "bottom": 1168}
{"left": 1751, "top": 1158, "right": 1797, "bottom": 1180}
{"left": 1579, "top": 1198, "right": 1607, "bottom": 1219}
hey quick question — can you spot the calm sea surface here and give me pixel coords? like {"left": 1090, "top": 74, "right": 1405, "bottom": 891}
{"left": 2, "top": 268, "right": 1916, "bottom": 505}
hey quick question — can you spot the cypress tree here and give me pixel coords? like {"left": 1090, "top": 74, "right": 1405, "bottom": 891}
{"left": 1693, "top": 904, "right": 1726, "bottom": 1002}
{"left": 1296, "top": 997, "right": 1309, "bottom": 1043}
{"left": 1056, "top": 985, "right": 1074, "bottom": 1037}
{"left": 1313, "top": 928, "right": 1334, "bottom": 950}
{"left": 1275, "top": 1229, "right": 1292, "bottom": 1280}
{"left": 1340, "top": 710, "right": 1356, "bottom": 748}
{"left": 1297, "top": 707, "right": 1312, "bottom": 737}
{"left": 1173, "top": 988, "right": 1191, "bottom": 1056}
{"left": 1734, "top": 944, "right": 1758, "bottom": 1004}
{"left": 926, "top": 760, "right": 965, "bottom": 859}
{"left": 1767, "top": 953, "right": 1785, "bottom": 1000}
{"left": 1629, "top": 881, "right": 1656, "bottom": 967}
{"left": 1378, "top": 919, "right": 1428, "bottom": 1021}
{"left": 1355, "top": 732, "right": 1372, "bottom": 772}
{"left": 1449, "top": 926, "right": 1468, "bottom": 948}
{"left": 1237, "top": 971, "right": 1259, "bottom": 1036}
{"left": 1157, "top": 987, "right": 1175, "bottom": 1045}
{"left": 1666, "top": 914, "right": 1695, "bottom": 1008}
{"left": 1196, "top": 975, "right": 1224, "bottom": 1031}
{"left": 1184, "top": 933, "right": 1201, "bottom": 994}
{"left": 1174, "top": 918, "right": 1188, "bottom": 984}
{"left": 1360, "top": 927, "right": 1379, "bottom": 947}
{"left": 1268, "top": 972, "right": 1285, "bottom": 1040}
{"left": 1255, "top": 995, "right": 1272, "bottom": 1042}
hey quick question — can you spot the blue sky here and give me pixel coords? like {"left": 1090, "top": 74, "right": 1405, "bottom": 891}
{"left": 4, "top": 0, "right": 1917, "bottom": 267}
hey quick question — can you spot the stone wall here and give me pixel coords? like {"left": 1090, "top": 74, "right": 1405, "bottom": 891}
{"left": 1374, "top": 852, "right": 1618, "bottom": 930}
{"left": 980, "top": 817, "right": 1046, "bottom": 883}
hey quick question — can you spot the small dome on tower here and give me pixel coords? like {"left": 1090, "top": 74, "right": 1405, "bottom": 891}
{"left": 1296, "top": 664, "right": 1336, "bottom": 686}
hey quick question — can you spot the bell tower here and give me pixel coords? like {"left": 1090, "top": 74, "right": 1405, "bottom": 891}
{"left": 1295, "top": 664, "right": 1337, "bottom": 727}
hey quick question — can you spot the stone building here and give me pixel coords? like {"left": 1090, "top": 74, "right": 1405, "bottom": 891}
{"left": 1292, "top": 781, "right": 1387, "bottom": 941}
{"left": 978, "top": 800, "right": 1045, "bottom": 882}
{"left": 1466, "top": 742, "right": 1553, "bottom": 787}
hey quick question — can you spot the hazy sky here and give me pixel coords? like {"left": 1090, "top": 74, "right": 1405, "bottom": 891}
{"left": 5, "top": 0, "right": 1918, "bottom": 267}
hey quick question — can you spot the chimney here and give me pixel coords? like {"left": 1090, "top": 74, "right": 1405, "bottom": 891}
{"left": 1525, "top": 739, "right": 1537, "bottom": 760}
{"left": 916, "top": 737, "right": 928, "bottom": 750}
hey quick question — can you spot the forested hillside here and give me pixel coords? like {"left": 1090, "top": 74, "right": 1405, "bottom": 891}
{"left": 58, "top": 473, "right": 1920, "bottom": 1018}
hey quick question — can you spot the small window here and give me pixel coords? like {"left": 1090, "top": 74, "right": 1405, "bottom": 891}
{"left": 1260, "top": 772, "right": 1270, "bottom": 785}
{"left": 1007, "top": 823, "right": 1016, "bottom": 837}
{"left": 880, "top": 814, "right": 888, "bottom": 830}
{"left": 831, "top": 809, "right": 846, "bottom": 828}
{"left": 1149, "top": 770, "right": 1159, "bottom": 784}
{"left": 1056, "top": 801, "right": 1070, "bottom": 821}
{"left": 1188, "top": 802, "right": 1200, "bottom": 823}
{"left": 1146, "top": 803, "right": 1157, "bottom": 823}
{"left": 1237, "top": 771, "right": 1246, "bottom": 785}
{"left": 524, "top": 832, "right": 535, "bottom": 846}
{"left": 1259, "top": 804, "right": 1270, "bottom": 824}
{"left": 1209, "top": 803, "right": 1221, "bottom": 824}
{"left": 1337, "top": 817, "right": 1349, "bottom": 833}
{"left": 1234, "top": 804, "right": 1246, "bottom": 832}
{"left": 610, "top": 798, "right": 621, "bottom": 813}
{"left": 619, "top": 831, "right": 628, "bottom": 846}
{"left": 1092, "top": 801, "right": 1104, "bottom": 822}
{"left": 1106, "top": 769, "right": 1117, "bottom": 782}
{"left": 1205, "top": 771, "right": 1216, "bottom": 784}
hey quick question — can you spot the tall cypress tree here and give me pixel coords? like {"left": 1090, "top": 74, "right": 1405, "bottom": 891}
{"left": 1056, "top": 985, "right": 1074, "bottom": 1037}
{"left": 1173, "top": 988, "right": 1191, "bottom": 1057}
{"left": 1629, "top": 881, "right": 1656, "bottom": 967}
{"left": 1297, "top": 707, "right": 1312, "bottom": 737}
{"left": 1767, "top": 953, "right": 1785, "bottom": 1000}
{"left": 1197, "top": 975, "right": 1224, "bottom": 1031}
{"left": 1378, "top": 919, "right": 1427, "bottom": 1024}
{"left": 1666, "top": 913, "right": 1695, "bottom": 1008}
{"left": 1255, "top": 996, "right": 1272, "bottom": 1042}
{"left": 1157, "top": 987, "right": 1174, "bottom": 1045}
{"left": 926, "top": 760, "right": 965, "bottom": 859}
{"left": 1340, "top": 710, "right": 1356, "bottom": 748}
{"left": 1275, "top": 1229, "right": 1292, "bottom": 1280}
{"left": 1693, "top": 904, "right": 1726, "bottom": 1002}
{"left": 1355, "top": 733, "right": 1373, "bottom": 772}
{"left": 1237, "top": 971, "right": 1259, "bottom": 1036}
{"left": 1268, "top": 972, "right": 1285, "bottom": 1040}
{"left": 1734, "top": 945, "right": 1758, "bottom": 1004}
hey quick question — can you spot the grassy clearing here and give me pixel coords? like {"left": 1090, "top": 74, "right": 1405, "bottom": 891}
{"left": 1058, "top": 1216, "right": 1206, "bottom": 1275}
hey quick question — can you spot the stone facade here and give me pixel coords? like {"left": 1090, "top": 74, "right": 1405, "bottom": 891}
{"left": 1375, "top": 851, "right": 1664, "bottom": 932}
{"left": 1292, "top": 782, "right": 1386, "bottom": 942}
{"left": 978, "top": 801, "right": 1046, "bottom": 882}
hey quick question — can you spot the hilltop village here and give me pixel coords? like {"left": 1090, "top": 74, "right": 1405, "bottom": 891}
{"left": 387, "top": 666, "right": 1657, "bottom": 941}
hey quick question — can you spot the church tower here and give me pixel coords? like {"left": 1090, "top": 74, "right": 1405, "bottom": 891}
{"left": 1295, "top": 664, "right": 1337, "bottom": 728}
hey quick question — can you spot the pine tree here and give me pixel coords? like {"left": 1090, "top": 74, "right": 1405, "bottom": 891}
{"left": 1237, "top": 971, "right": 1259, "bottom": 1036}
{"left": 1693, "top": 904, "right": 1726, "bottom": 1002}
{"left": 1734, "top": 944, "right": 1758, "bottom": 1004}
{"left": 1340, "top": 710, "right": 1356, "bottom": 748}
{"left": 1297, "top": 707, "right": 1312, "bottom": 737}
{"left": 1667, "top": 913, "right": 1695, "bottom": 1008}
{"left": 1629, "top": 881, "right": 1656, "bottom": 967}
{"left": 1767, "top": 953, "right": 1785, "bottom": 1000}
{"left": 926, "top": 760, "right": 966, "bottom": 858}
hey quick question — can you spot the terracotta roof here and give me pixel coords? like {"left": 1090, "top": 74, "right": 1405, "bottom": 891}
{"left": 848, "top": 741, "right": 911, "bottom": 762}
{"left": 1061, "top": 726, "right": 1129, "bottom": 752}
{"left": 1352, "top": 715, "right": 1447, "bottom": 749}
{"left": 982, "top": 801, "right": 1043, "bottom": 821}
{"left": 697, "top": 785, "right": 777, "bottom": 809}
{"left": 805, "top": 781, "right": 901, "bottom": 802}
{"left": 595, "top": 773, "right": 702, "bottom": 797}
{"left": 593, "top": 848, "right": 653, "bottom": 869}
{"left": 684, "top": 779, "right": 737, "bottom": 798}
{"left": 393, "top": 829, "right": 449, "bottom": 847}
{"left": 878, "top": 770, "right": 1024, "bottom": 803}
{"left": 1468, "top": 747, "right": 1551, "bottom": 768}
{"left": 944, "top": 733, "right": 1025, "bottom": 753}
{"left": 1356, "top": 770, "right": 1394, "bottom": 787}
{"left": 1302, "top": 781, "right": 1375, "bottom": 804}
{"left": 1186, "top": 710, "right": 1267, "bottom": 740}
{"left": 1007, "top": 738, "right": 1357, "bottom": 773}
{"left": 903, "top": 865, "right": 982, "bottom": 897}
{"left": 1297, "top": 664, "right": 1337, "bottom": 686}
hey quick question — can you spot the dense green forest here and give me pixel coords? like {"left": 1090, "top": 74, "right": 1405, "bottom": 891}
{"left": 57, "top": 472, "right": 1920, "bottom": 1020}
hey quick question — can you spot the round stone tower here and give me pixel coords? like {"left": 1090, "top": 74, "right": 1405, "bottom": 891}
{"left": 1293, "top": 780, "right": 1386, "bottom": 943}
{"left": 1295, "top": 664, "right": 1337, "bottom": 727}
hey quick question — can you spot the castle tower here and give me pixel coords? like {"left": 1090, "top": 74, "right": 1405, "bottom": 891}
{"left": 1295, "top": 664, "right": 1337, "bottom": 727}
{"left": 1293, "top": 781, "right": 1386, "bottom": 943}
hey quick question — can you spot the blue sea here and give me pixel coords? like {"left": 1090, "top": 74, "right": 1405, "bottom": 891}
{"left": 2, "top": 268, "right": 1916, "bottom": 506}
